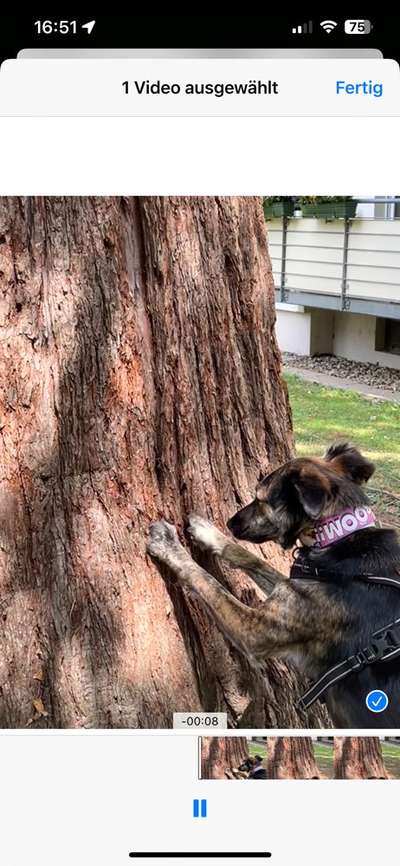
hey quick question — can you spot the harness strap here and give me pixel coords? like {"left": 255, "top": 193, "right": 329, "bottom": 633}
{"left": 298, "top": 618, "right": 400, "bottom": 711}
{"left": 290, "top": 556, "right": 400, "bottom": 589}
{"left": 291, "top": 549, "right": 400, "bottom": 711}
{"left": 362, "top": 574, "right": 400, "bottom": 590}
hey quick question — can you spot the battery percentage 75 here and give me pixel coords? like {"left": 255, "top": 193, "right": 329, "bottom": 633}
{"left": 344, "top": 19, "right": 372, "bottom": 34}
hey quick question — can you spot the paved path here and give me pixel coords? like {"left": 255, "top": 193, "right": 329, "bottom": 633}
{"left": 284, "top": 365, "right": 400, "bottom": 403}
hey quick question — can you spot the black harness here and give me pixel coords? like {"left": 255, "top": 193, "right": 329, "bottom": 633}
{"left": 290, "top": 552, "right": 400, "bottom": 711}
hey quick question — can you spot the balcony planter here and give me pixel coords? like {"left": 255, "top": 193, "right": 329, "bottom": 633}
{"left": 301, "top": 200, "right": 358, "bottom": 219}
{"left": 263, "top": 199, "right": 295, "bottom": 219}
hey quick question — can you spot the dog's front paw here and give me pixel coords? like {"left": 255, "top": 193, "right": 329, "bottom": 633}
{"left": 187, "top": 513, "right": 228, "bottom": 555}
{"left": 146, "top": 520, "right": 183, "bottom": 561}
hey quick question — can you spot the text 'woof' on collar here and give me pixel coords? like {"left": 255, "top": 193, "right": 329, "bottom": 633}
{"left": 313, "top": 506, "right": 376, "bottom": 549}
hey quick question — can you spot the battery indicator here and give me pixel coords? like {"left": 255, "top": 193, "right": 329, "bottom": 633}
{"left": 344, "top": 19, "right": 372, "bottom": 34}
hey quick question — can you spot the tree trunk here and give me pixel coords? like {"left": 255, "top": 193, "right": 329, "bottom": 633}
{"left": 0, "top": 196, "right": 331, "bottom": 728}
{"left": 267, "top": 737, "right": 322, "bottom": 778}
{"left": 201, "top": 737, "right": 249, "bottom": 779}
{"left": 334, "top": 737, "right": 389, "bottom": 779}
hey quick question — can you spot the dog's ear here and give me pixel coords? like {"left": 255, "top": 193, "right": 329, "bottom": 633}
{"left": 293, "top": 466, "right": 332, "bottom": 519}
{"left": 324, "top": 441, "right": 375, "bottom": 485}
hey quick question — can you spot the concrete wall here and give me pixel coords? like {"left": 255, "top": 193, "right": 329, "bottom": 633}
{"left": 275, "top": 305, "right": 400, "bottom": 369}
{"left": 275, "top": 305, "right": 336, "bottom": 357}
{"left": 275, "top": 303, "right": 310, "bottom": 355}
{"left": 333, "top": 311, "right": 400, "bottom": 370}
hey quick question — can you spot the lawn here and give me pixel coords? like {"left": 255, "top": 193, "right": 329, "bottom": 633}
{"left": 284, "top": 373, "right": 400, "bottom": 525}
{"left": 248, "top": 740, "right": 267, "bottom": 759}
{"left": 313, "top": 742, "right": 334, "bottom": 778}
{"left": 381, "top": 742, "right": 400, "bottom": 779}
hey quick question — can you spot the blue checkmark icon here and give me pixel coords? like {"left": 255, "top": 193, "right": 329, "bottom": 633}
{"left": 366, "top": 690, "right": 389, "bottom": 713}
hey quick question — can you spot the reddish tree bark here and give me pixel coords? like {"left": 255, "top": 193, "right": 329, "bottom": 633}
{"left": 201, "top": 737, "right": 250, "bottom": 779}
{"left": 267, "top": 737, "right": 322, "bottom": 779}
{"left": 334, "top": 737, "right": 389, "bottom": 779}
{"left": 0, "top": 196, "right": 331, "bottom": 728}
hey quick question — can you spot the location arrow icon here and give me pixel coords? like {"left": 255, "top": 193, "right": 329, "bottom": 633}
{"left": 82, "top": 20, "right": 96, "bottom": 34}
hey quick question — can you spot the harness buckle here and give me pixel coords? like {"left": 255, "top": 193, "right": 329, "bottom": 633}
{"left": 381, "top": 624, "right": 400, "bottom": 659}
{"left": 349, "top": 628, "right": 400, "bottom": 673}
{"left": 352, "top": 647, "right": 377, "bottom": 669}
{"left": 370, "top": 634, "right": 394, "bottom": 661}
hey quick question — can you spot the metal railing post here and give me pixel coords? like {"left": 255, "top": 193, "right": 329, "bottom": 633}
{"left": 341, "top": 217, "right": 351, "bottom": 311}
{"left": 280, "top": 215, "right": 289, "bottom": 302}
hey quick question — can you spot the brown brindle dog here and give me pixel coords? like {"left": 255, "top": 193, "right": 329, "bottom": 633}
{"left": 147, "top": 443, "right": 400, "bottom": 727}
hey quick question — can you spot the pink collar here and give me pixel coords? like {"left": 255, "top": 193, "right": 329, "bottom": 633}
{"left": 313, "top": 506, "right": 376, "bottom": 549}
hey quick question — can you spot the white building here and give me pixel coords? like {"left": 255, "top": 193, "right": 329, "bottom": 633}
{"left": 270, "top": 198, "right": 400, "bottom": 369}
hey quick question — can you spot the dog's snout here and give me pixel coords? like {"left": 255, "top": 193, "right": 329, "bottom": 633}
{"left": 227, "top": 507, "right": 254, "bottom": 540}
{"left": 227, "top": 499, "right": 280, "bottom": 544}
{"left": 227, "top": 511, "right": 245, "bottom": 538}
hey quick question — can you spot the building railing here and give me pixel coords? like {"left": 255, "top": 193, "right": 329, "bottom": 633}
{"left": 269, "top": 197, "right": 400, "bottom": 319}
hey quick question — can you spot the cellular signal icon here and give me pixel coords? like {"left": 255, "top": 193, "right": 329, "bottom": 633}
{"left": 292, "top": 21, "right": 313, "bottom": 34}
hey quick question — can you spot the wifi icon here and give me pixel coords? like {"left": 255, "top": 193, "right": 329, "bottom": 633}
{"left": 320, "top": 19, "right": 338, "bottom": 33}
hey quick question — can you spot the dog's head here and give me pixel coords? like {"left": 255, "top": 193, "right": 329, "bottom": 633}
{"left": 227, "top": 442, "right": 375, "bottom": 549}
{"left": 238, "top": 758, "right": 253, "bottom": 772}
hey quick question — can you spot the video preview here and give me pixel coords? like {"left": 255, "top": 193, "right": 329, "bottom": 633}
{"left": 1, "top": 195, "right": 399, "bottom": 729}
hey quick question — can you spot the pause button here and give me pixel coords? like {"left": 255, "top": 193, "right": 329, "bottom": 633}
{"left": 193, "top": 799, "right": 207, "bottom": 818}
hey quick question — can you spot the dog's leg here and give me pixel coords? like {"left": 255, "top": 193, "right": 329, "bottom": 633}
{"left": 147, "top": 520, "right": 313, "bottom": 659}
{"left": 187, "top": 513, "right": 284, "bottom": 596}
{"left": 147, "top": 520, "right": 265, "bottom": 656}
{"left": 229, "top": 768, "right": 247, "bottom": 779}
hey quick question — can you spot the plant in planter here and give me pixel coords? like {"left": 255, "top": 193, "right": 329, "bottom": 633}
{"left": 263, "top": 196, "right": 296, "bottom": 219}
{"left": 299, "top": 196, "right": 318, "bottom": 217}
{"left": 299, "top": 196, "right": 358, "bottom": 219}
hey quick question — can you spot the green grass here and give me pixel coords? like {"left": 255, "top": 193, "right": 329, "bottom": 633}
{"left": 313, "top": 743, "right": 334, "bottom": 759}
{"left": 284, "top": 373, "right": 400, "bottom": 524}
{"left": 381, "top": 743, "right": 400, "bottom": 779}
{"left": 248, "top": 740, "right": 267, "bottom": 759}
{"left": 313, "top": 742, "right": 334, "bottom": 778}
{"left": 382, "top": 743, "right": 400, "bottom": 757}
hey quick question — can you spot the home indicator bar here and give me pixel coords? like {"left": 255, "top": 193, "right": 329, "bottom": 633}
{"left": 128, "top": 854, "right": 272, "bottom": 859}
